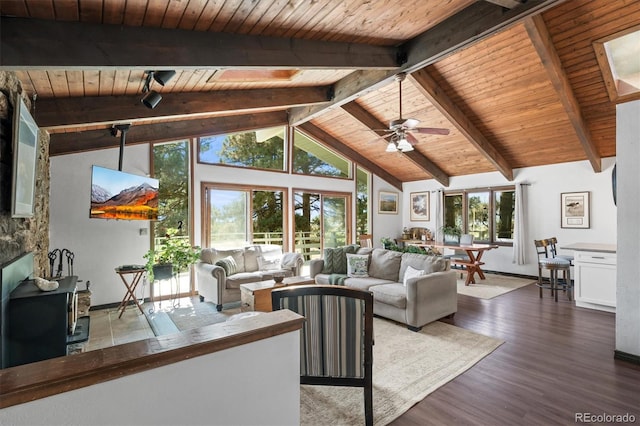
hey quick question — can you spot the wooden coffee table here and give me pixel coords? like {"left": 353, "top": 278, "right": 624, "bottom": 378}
{"left": 240, "top": 276, "right": 315, "bottom": 312}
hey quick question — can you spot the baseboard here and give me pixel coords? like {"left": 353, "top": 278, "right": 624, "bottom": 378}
{"left": 90, "top": 298, "right": 151, "bottom": 311}
{"left": 482, "top": 270, "right": 538, "bottom": 282}
{"left": 614, "top": 350, "right": 640, "bottom": 365}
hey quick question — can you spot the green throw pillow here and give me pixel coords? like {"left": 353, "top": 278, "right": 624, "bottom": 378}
{"left": 322, "top": 245, "right": 359, "bottom": 274}
{"left": 215, "top": 256, "right": 237, "bottom": 276}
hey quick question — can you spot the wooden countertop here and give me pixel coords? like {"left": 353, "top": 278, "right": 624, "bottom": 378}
{"left": 560, "top": 243, "right": 617, "bottom": 253}
{"left": 0, "top": 309, "right": 304, "bottom": 409}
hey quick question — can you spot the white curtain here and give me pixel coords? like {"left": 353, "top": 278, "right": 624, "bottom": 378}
{"left": 512, "top": 182, "right": 527, "bottom": 264}
{"left": 434, "top": 190, "right": 443, "bottom": 242}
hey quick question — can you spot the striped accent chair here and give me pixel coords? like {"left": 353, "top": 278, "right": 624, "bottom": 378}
{"left": 272, "top": 285, "right": 374, "bottom": 426}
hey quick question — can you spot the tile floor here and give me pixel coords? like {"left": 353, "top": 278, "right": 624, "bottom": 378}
{"left": 84, "top": 306, "right": 155, "bottom": 352}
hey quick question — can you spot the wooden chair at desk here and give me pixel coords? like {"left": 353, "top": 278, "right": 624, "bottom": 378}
{"left": 443, "top": 234, "right": 474, "bottom": 279}
{"left": 359, "top": 234, "right": 373, "bottom": 248}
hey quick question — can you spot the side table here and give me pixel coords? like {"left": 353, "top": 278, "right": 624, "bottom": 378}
{"left": 115, "top": 267, "right": 146, "bottom": 318}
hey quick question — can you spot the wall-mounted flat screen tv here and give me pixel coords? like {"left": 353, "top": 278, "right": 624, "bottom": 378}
{"left": 90, "top": 165, "right": 159, "bottom": 220}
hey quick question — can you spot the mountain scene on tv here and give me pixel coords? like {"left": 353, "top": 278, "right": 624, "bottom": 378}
{"left": 90, "top": 166, "right": 159, "bottom": 220}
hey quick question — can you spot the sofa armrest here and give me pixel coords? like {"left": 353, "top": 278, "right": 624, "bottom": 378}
{"left": 309, "top": 259, "right": 325, "bottom": 278}
{"left": 281, "top": 252, "right": 304, "bottom": 276}
{"left": 196, "top": 262, "right": 226, "bottom": 281}
{"left": 405, "top": 270, "right": 457, "bottom": 325}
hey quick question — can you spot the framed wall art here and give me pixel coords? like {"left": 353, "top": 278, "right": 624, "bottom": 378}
{"left": 561, "top": 191, "right": 590, "bottom": 228}
{"left": 11, "top": 94, "right": 40, "bottom": 218}
{"left": 378, "top": 191, "right": 398, "bottom": 214}
{"left": 410, "top": 191, "right": 430, "bottom": 221}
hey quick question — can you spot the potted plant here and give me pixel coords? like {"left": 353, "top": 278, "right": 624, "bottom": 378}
{"left": 440, "top": 225, "right": 462, "bottom": 244}
{"left": 144, "top": 228, "right": 201, "bottom": 281}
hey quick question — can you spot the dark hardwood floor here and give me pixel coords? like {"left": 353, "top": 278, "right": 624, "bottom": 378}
{"left": 392, "top": 281, "right": 640, "bottom": 426}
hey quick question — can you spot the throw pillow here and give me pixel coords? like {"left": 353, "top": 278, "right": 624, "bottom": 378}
{"left": 322, "top": 245, "right": 358, "bottom": 274}
{"left": 257, "top": 256, "right": 281, "bottom": 271}
{"left": 215, "top": 256, "right": 238, "bottom": 276}
{"left": 346, "top": 253, "right": 369, "bottom": 278}
{"left": 403, "top": 265, "right": 425, "bottom": 286}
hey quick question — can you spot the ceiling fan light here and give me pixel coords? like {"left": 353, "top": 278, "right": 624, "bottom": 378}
{"left": 397, "top": 137, "right": 412, "bottom": 151}
{"left": 385, "top": 141, "right": 397, "bottom": 152}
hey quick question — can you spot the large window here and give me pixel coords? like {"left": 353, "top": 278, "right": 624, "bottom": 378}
{"left": 198, "top": 126, "right": 286, "bottom": 171}
{"left": 293, "top": 190, "right": 351, "bottom": 261}
{"left": 152, "top": 140, "right": 192, "bottom": 296}
{"left": 202, "top": 184, "right": 286, "bottom": 249}
{"left": 356, "top": 166, "right": 371, "bottom": 235}
{"left": 292, "top": 129, "right": 352, "bottom": 178}
{"left": 443, "top": 187, "right": 515, "bottom": 244}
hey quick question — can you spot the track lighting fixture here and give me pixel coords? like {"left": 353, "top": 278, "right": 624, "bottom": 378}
{"left": 141, "top": 90, "right": 162, "bottom": 109}
{"left": 140, "top": 70, "right": 176, "bottom": 109}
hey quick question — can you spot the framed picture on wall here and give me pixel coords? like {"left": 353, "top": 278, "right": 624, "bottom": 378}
{"left": 410, "top": 192, "right": 430, "bottom": 221}
{"left": 378, "top": 191, "right": 398, "bottom": 214}
{"left": 561, "top": 191, "right": 590, "bottom": 228}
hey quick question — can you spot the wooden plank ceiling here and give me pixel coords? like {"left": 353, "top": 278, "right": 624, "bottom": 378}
{"left": 1, "top": 0, "right": 638, "bottom": 189}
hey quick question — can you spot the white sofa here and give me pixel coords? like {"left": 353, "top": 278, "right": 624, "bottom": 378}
{"left": 196, "top": 244, "right": 303, "bottom": 311}
{"left": 310, "top": 247, "right": 457, "bottom": 331}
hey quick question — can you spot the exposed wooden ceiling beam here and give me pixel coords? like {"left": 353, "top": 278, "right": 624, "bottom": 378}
{"left": 0, "top": 17, "right": 398, "bottom": 70}
{"left": 296, "top": 122, "right": 403, "bottom": 191}
{"left": 340, "top": 101, "right": 450, "bottom": 187}
{"left": 289, "top": 0, "right": 563, "bottom": 126}
{"left": 49, "top": 111, "right": 288, "bottom": 156}
{"left": 524, "top": 15, "right": 602, "bottom": 173}
{"left": 408, "top": 69, "right": 514, "bottom": 181}
{"left": 36, "top": 87, "right": 332, "bottom": 131}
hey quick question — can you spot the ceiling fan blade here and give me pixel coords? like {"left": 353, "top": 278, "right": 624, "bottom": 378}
{"left": 403, "top": 118, "right": 420, "bottom": 129}
{"left": 405, "top": 132, "right": 420, "bottom": 145}
{"left": 414, "top": 127, "right": 450, "bottom": 135}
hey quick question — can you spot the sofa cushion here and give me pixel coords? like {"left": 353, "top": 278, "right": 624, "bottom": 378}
{"left": 399, "top": 252, "right": 449, "bottom": 280}
{"left": 322, "top": 245, "right": 358, "bottom": 274}
{"left": 369, "top": 248, "right": 403, "bottom": 281}
{"left": 370, "top": 283, "right": 407, "bottom": 309}
{"left": 257, "top": 256, "right": 281, "bottom": 271}
{"left": 213, "top": 248, "right": 246, "bottom": 273}
{"left": 346, "top": 253, "right": 369, "bottom": 278}
{"left": 226, "top": 271, "right": 264, "bottom": 289}
{"left": 243, "top": 246, "right": 261, "bottom": 272}
{"left": 343, "top": 277, "right": 395, "bottom": 291}
{"left": 215, "top": 256, "right": 238, "bottom": 276}
{"left": 403, "top": 265, "right": 425, "bottom": 286}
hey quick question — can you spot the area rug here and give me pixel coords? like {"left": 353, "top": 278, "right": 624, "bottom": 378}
{"left": 456, "top": 272, "right": 535, "bottom": 299}
{"left": 301, "top": 317, "right": 503, "bottom": 425}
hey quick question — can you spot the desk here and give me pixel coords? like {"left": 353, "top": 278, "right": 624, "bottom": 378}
{"left": 115, "top": 267, "right": 146, "bottom": 318}
{"left": 419, "top": 242, "right": 498, "bottom": 285}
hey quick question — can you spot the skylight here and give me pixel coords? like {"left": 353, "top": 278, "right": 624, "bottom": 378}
{"left": 594, "top": 25, "right": 640, "bottom": 103}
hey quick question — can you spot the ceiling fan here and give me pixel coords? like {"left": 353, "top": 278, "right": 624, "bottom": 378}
{"left": 374, "top": 72, "right": 450, "bottom": 152}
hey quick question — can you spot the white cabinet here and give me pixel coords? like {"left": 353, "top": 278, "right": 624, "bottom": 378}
{"left": 574, "top": 250, "right": 616, "bottom": 312}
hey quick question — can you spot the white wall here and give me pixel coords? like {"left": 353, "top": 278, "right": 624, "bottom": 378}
{"left": 403, "top": 157, "right": 617, "bottom": 277}
{"left": 616, "top": 100, "right": 640, "bottom": 357}
{"left": 49, "top": 145, "right": 154, "bottom": 306}
{"left": 1, "top": 329, "right": 301, "bottom": 425}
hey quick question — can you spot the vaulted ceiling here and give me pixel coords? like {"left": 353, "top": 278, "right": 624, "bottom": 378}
{"left": 1, "top": 0, "right": 638, "bottom": 190}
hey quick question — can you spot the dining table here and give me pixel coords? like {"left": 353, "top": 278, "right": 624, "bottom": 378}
{"left": 416, "top": 241, "right": 499, "bottom": 285}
